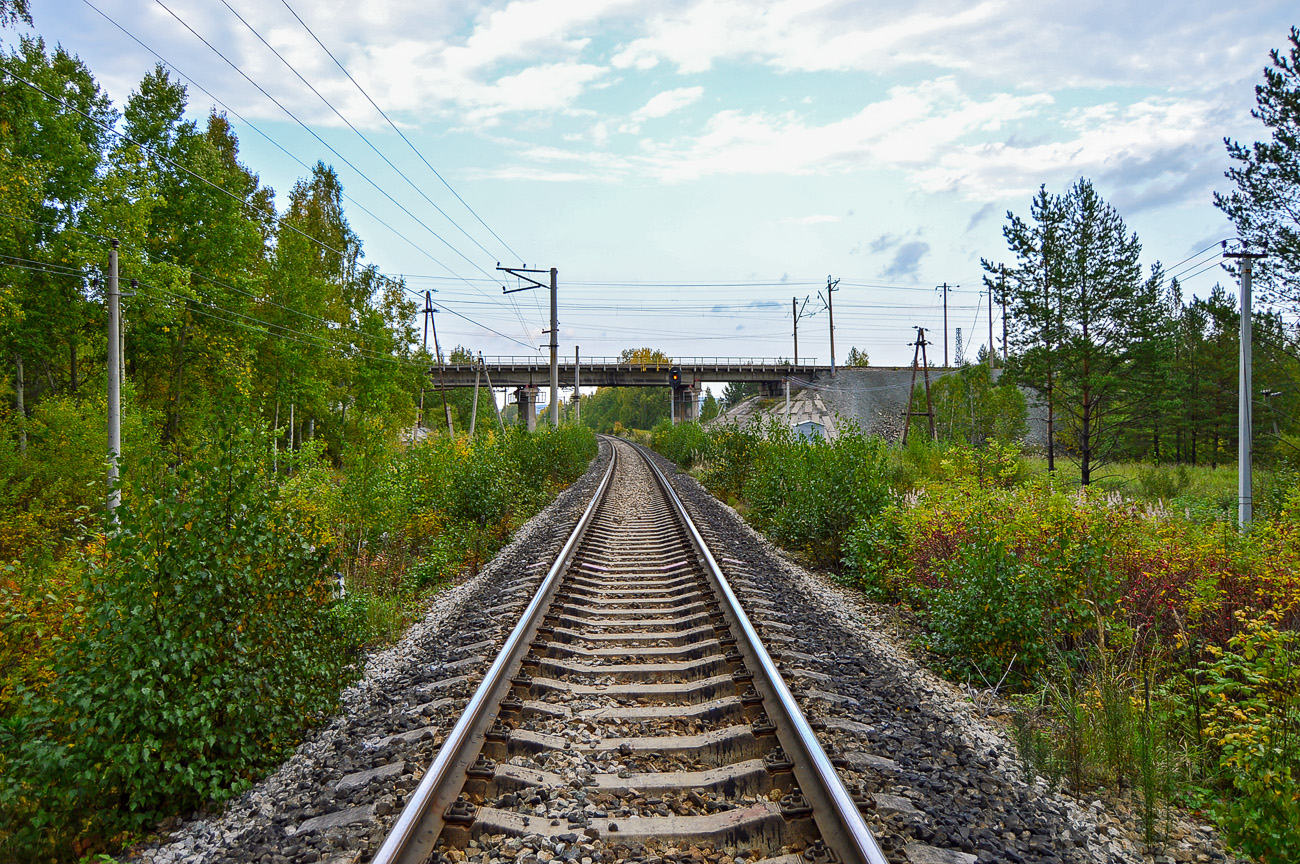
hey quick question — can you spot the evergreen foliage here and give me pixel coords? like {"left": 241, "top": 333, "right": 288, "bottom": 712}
{"left": 1216, "top": 27, "right": 1300, "bottom": 307}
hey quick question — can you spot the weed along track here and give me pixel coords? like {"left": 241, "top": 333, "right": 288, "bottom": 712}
{"left": 135, "top": 438, "right": 1236, "bottom": 864}
{"left": 375, "top": 438, "right": 888, "bottom": 864}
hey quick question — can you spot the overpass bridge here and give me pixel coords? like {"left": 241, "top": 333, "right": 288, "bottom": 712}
{"left": 430, "top": 356, "right": 831, "bottom": 428}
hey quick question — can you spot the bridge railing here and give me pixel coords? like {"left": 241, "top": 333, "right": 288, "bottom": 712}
{"left": 442, "top": 356, "right": 820, "bottom": 367}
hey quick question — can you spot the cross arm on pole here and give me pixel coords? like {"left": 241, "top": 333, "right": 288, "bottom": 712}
{"left": 498, "top": 263, "right": 550, "bottom": 292}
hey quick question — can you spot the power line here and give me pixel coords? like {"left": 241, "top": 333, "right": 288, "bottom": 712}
{"left": 0, "top": 212, "right": 537, "bottom": 352}
{"left": 275, "top": 0, "right": 524, "bottom": 265}
{"left": 0, "top": 61, "right": 535, "bottom": 350}
{"left": 0, "top": 63, "right": 354, "bottom": 261}
{"left": 146, "top": 0, "right": 539, "bottom": 350}
{"left": 150, "top": 1, "right": 501, "bottom": 287}
{"left": 76, "top": 0, "right": 494, "bottom": 310}
{"left": 212, "top": 0, "right": 505, "bottom": 281}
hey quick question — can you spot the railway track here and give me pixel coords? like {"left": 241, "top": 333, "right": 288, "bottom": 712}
{"left": 374, "top": 438, "right": 888, "bottom": 864}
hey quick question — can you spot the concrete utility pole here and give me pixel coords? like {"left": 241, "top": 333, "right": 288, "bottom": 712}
{"left": 483, "top": 360, "right": 506, "bottom": 433}
{"left": 1001, "top": 265, "right": 1008, "bottom": 364}
{"left": 937, "top": 282, "right": 951, "bottom": 366}
{"left": 469, "top": 362, "right": 481, "bottom": 437}
{"left": 791, "top": 295, "right": 811, "bottom": 365}
{"left": 1225, "top": 243, "right": 1267, "bottom": 530}
{"left": 987, "top": 283, "right": 995, "bottom": 369}
{"left": 549, "top": 268, "right": 558, "bottom": 428}
{"left": 499, "top": 264, "right": 559, "bottom": 429}
{"left": 107, "top": 239, "right": 121, "bottom": 517}
{"left": 820, "top": 276, "right": 839, "bottom": 376}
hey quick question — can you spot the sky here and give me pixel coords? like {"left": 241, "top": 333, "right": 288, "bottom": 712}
{"left": 12, "top": 0, "right": 1300, "bottom": 371}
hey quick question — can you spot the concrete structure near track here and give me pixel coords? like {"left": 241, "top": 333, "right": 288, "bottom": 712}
{"left": 433, "top": 356, "right": 829, "bottom": 425}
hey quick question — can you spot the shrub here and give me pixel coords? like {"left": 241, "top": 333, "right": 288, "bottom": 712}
{"left": 1137, "top": 463, "right": 1192, "bottom": 501}
{"left": 0, "top": 429, "right": 348, "bottom": 854}
{"left": 742, "top": 423, "right": 890, "bottom": 570}
{"left": 650, "top": 420, "right": 711, "bottom": 469}
{"left": 1199, "top": 611, "right": 1300, "bottom": 862}
{"left": 919, "top": 529, "right": 1051, "bottom": 683}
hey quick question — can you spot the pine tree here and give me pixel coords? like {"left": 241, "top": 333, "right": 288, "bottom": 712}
{"left": 1215, "top": 27, "right": 1300, "bottom": 307}
{"left": 989, "top": 179, "right": 1153, "bottom": 484}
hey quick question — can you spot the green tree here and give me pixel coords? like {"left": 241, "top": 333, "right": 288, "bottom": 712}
{"left": 985, "top": 184, "right": 1067, "bottom": 470}
{"left": 0, "top": 0, "right": 29, "bottom": 27}
{"left": 928, "top": 364, "right": 1028, "bottom": 447}
{"left": 990, "top": 179, "right": 1158, "bottom": 484}
{"left": 721, "top": 380, "right": 757, "bottom": 410}
{"left": 1216, "top": 27, "right": 1300, "bottom": 307}
{"left": 0, "top": 38, "right": 113, "bottom": 421}
{"left": 845, "top": 346, "right": 870, "bottom": 367}
{"left": 699, "top": 387, "right": 720, "bottom": 422}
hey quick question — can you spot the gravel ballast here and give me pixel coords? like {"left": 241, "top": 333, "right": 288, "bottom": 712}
{"left": 131, "top": 439, "right": 1241, "bottom": 864}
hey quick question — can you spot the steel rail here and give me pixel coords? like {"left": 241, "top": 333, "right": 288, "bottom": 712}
{"left": 636, "top": 443, "right": 891, "bottom": 864}
{"left": 372, "top": 441, "right": 618, "bottom": 864}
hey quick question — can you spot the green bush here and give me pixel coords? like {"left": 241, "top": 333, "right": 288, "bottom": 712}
{"left": 697, "top": 422, "right": 762, "bottom": 503}
{"left": 650, "top": 420, "right": 711, "bottom": 469}
{"left": 742, "top": 423, "right": 890, "bottom": 570}
{"left": 1199, "top": 612, "right": 1300, "bottom": 862}
{"left": 1137, "top": 463, "right": 1192, "bottom": 501}
{"left": 0, "top": 429, "right": 347, "bottom": 854}
{"left": 919, "top": 529, "right": 1050, "bottom": 684}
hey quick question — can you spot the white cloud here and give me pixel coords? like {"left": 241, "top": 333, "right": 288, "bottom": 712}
{"left": 634, "top": 86, "right": 704, "bottom": 120}
{"left": 912, "top": 97, "right": 1224, "bottom": 201}
{"left": 631, "top": 78, "right": 1052, "bottom": 182}
{"left": 607, "top": 0, "right": 1280, "bottom": 90}
{"left": 620, "top": 85, "right": 704, "bottom": 132}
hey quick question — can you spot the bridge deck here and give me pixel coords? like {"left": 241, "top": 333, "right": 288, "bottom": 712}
{"left": 433, "top": 358, "right": 829, "bottom": 388}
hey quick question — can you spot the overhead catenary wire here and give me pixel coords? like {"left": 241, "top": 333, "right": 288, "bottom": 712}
{"left": 211, "top": 0, "right": 507, "bottom": 284}
{"left": 150, "top": 1, "right": 508, "bottom": 289}
{"left": 77, "top": 0, "right": 511, "bottom": 321}
{"left": 0, "top": 71, "right": 537, "bottom": 351}
{"left": 146, "top": 0, "right": 538, "bottom": 349}
{"left": 0, "top": 221, "right": 536, "bottom": 353}
{"left": 0, "top": 257, "right": 422, "bottom": 367}
{"left": 275, "top": 0, "right": 524, "bottom": 265}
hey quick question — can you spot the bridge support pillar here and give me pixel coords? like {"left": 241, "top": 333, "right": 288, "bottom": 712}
{"left": 672, "top": 385, "right": 700, "bottom": 424}
{"left": 515, "top": 385, "right": 539, "bottom": 431}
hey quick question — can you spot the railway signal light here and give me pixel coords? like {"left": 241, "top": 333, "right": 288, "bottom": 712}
{"left": 670, "top": 366, "right": 682, "bottom": 385}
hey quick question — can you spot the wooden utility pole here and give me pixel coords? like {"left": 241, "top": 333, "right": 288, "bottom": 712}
{"left": 574, "top": 346, "right": 581, "bottom": 424}
{"left": 902, "top": 326, "right": 936, "bottom": 444}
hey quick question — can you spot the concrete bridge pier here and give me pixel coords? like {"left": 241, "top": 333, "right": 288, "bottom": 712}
{"left": 671, "top": 385, "right": 700, "bottom": 424}
{"left": 515, "top": 385, "right": 539, "bottom": 431}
